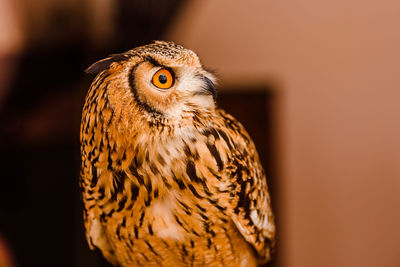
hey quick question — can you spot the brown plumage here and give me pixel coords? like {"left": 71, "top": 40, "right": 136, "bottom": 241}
{"left": 80, "top": 41, "right": 275, "bottom": 266}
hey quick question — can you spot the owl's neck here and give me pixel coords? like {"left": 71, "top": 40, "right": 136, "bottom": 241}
{"left": 81, "top": 101, "right": 220, "bottom": 211}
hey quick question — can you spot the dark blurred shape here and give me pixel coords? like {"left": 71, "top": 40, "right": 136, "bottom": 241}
{"left": 0, "top": 1, "right": 186, "bottom": 266}
{"left": 117, "top": 0, "right": 187, "bottom": 51}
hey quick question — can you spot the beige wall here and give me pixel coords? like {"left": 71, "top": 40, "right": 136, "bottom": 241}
{"left": 166, "top": 1, "right": 400, "bottom": 266}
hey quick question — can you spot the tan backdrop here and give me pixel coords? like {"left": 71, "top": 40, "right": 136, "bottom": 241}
{"left": 166, "top": 0, "right": 400, "bottom": 266}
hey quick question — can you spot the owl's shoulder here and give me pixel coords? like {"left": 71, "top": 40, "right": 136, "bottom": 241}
{"left": 212, "top": 108, "right": 253, "bottom": 147}
{"left": 212, "top": 108, "right": 275, "bottom": 263}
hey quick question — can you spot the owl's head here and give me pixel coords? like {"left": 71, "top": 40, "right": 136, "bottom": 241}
{"left": 86, "top": 41, "right": 217, "bottom": 129}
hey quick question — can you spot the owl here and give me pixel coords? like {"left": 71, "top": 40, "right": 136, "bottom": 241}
{"left": 80, "top": 41, "right": 275, "bottom": 267}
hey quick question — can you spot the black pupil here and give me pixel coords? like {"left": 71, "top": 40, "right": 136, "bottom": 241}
{"left": 158, "top": 73, "right": 168, "bottom": 84}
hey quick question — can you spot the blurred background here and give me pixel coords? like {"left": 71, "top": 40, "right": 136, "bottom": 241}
{"left": 0, "top": 0, "right": 399, "bottom": 266}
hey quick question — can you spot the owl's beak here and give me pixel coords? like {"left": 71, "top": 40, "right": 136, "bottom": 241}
{"left": 203, "top": 76, "right": 217, "bottom": 101}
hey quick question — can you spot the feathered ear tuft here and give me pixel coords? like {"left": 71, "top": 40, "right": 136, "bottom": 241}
{"left": 85, "top": 53, "right": 130, "bottom": 74}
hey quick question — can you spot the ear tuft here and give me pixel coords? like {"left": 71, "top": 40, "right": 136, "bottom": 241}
{"left": 85, "top": 53, "right": 130, "bottom": 74}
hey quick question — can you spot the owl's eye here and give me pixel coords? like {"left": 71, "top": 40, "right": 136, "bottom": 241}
{"left": 152, "top": 68, "right": 174, "bottom": 89}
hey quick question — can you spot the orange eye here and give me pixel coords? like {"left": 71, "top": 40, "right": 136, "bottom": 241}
{"left": 152, "top": 68, "right": 174, "bottom": 89}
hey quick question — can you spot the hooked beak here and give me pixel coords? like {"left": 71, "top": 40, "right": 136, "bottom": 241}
{"left": 202, "top": 76, "right": 217, "bottom": 101}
